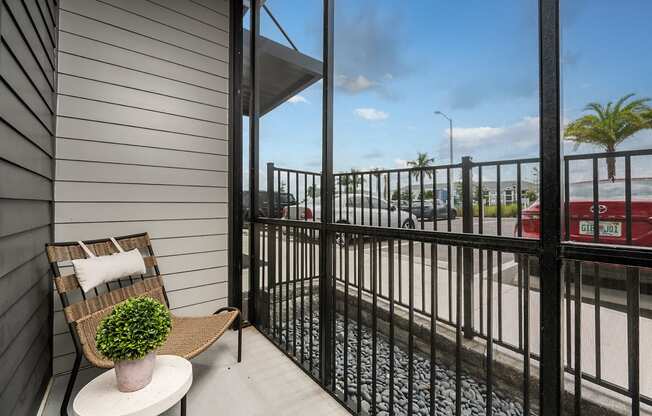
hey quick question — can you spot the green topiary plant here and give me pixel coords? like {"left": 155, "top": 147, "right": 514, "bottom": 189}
{"left": 96, "top": 296, "right": 172, "bottom": 361}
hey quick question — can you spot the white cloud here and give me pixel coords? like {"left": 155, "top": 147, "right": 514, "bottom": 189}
{"left": 288, "top": 95, "right": 308, "bottom": 104}
{"left": 336, "top": 75, "right": 376, "bottom": 93}
{"left": 442, "top": 117, "right": 540, "bottom": 161}
{"left": 394, "top": 158, "right": 408, "bottom": 168}
{"left": 354, "top": 107, "right": 389, "bottom": 121}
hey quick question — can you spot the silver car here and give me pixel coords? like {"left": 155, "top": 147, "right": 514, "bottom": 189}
{"left": 285, "top": 194, "right": 418, "bottom": 229}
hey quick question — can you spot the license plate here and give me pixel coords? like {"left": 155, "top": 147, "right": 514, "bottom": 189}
{"left": 579, "top": 220, "right": 622, "bottom": 237}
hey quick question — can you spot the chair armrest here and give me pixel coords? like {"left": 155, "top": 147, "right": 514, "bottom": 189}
{"left": 214, "top": 306, "right": 240, "bottom": 315}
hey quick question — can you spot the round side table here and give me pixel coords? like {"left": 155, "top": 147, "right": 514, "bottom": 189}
{"left": 73, "top": 355, "right": 192, "bottom": 416}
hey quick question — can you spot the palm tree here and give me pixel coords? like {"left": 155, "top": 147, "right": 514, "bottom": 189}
{"left": 407, "top": 152, "right": 435, "bottom": 179}
{"left": 337, "top": 168, "right": 365, "bottom": 192}
{"left": 564, "top": 93, "right": 652, "bottom": 180}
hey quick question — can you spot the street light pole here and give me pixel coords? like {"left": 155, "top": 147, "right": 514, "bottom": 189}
{"left": 448, "top": 117, "right": 453, "bottom": 164}
{"left": 434, "top": 110, "right": 453, "bottom": 164}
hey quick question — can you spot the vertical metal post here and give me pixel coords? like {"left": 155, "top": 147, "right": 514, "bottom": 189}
{"left": 248, "top": 0, "right": 260, "bottom": 324}
{"left": 574, "top": 261, "right": 582, "bottom": 414}
{"left": 538, "top": 0, "right": 563, "bottom": 414}
{"left": 267, "top": 163, "right": 275, "bottom": 217}
{"left": 625, "top": 156, "right": 632, "bottom": 244}
{"left": 627, "top": 266, "right": 640, "bottom": 416}
{"left": 319, "top": 0, "right": 334, "bottom": 387}
{"left": 592, "top": 157, "right": 599, "bottom": 242}
{"left": 228, "top": 0, "right": 244, "bottom": 316}
{"left": 449, "top": 118, "right": 454, "bottom": 164}
{"left": 266, "top": 163, "right": 276, "bottom": 332}
{"left": 461, "top": 156, "right": 474, "bottom": 339}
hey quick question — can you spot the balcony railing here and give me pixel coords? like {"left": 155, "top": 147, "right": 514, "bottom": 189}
{"left": 245, "top": 150, "right": 652, "bottom": 415}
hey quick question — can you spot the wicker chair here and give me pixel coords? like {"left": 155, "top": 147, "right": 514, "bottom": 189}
{"left": 46, "top": 232, "right": 241, "bottom": 416}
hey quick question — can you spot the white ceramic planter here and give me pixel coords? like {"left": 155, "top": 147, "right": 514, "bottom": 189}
{"left": 114, "top": 352, "right": 156, "bottom": 392}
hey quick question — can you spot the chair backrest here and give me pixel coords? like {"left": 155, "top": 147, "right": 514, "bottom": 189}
{"left": 46, "top": 233, "right": 168, "bottom": 324}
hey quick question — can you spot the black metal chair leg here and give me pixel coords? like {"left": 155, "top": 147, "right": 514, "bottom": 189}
{"left": 181, "top": 395, "right": 187, "bottom": 416}
{"left": 61, "top": 353, "right": 82, "bottom": 416}
{"left": 213, "top": 307, "right": 242, "bottom": 363}
{"left": 237, "top": 318, "right": 242, "bottom": 363}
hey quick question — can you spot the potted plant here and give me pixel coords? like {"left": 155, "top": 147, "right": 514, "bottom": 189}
{"left": 95, "top": 296, "right": 172, "bottom": 392}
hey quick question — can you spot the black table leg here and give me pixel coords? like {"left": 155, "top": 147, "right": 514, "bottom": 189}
{"left": 181, "top": 395, "right": 187, "bottom": 416}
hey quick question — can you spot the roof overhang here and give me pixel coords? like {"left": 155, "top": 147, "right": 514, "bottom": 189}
{"left": 242, "top": 30, "right": 323, "bottom": 116}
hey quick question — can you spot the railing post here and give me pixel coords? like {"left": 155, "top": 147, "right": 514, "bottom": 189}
{"left": 319, "top": 0, "right": 335, "bottom": 388}
{"left": 461, "top": 156, "right": 475, "bottom": 339}
{"left": 627, "top": 266, "right": 641, "bottom": 415}
{"left": 266, "top": 163, "right": 276, "bottom": 331}
{"left": 247, "top": 0, "right": 260, "bottom": 325}
{"left": 266, "top": 163, "right": 275, "bottom": 218}
{"left": 227, "top": 0, "right": 244, "bottom": 320}
{"left": 539, "top": 0, "right": 563, "bottom": 413}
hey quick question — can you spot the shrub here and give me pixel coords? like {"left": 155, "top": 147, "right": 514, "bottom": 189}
{"left": 472, "top": 204, "right": 519, "bottom": 218}
{"left": 96, "top": 296, "right": 172, "bottom": 361}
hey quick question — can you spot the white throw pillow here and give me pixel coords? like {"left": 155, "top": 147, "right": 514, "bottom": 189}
{"left": 72, "top": 239, "right": 147, "bottom": 293}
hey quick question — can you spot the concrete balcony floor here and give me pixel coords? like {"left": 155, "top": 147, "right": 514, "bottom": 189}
{"left": 42, "top": 327, "right": 349, "bottom": 416}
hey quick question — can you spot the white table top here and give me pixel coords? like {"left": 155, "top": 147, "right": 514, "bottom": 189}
{"left": 73, "top": 355, "right": 192, "bottom": 416}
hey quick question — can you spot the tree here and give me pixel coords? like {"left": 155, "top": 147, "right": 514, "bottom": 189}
{"left": 307, "top": 185, "right": 318, "bottom": 198}
{"left": 420, "top": 190, "right": 434, "bottom": 200}
{"left": 564, "top": 93, "right": 652, "bottom": 180}
{"left": 401, "top": 190, "right": 413, "bottom": 201}
{"left": 407, "top": 152, "right": 435, "bottom": 179}
{"left": 337, "top": 168, "right": 366, "bottom": 192}
{"left": 530, "top": 166, "right": 539, "bottom": 187}
{"left": 524, "top": 189, "right": 538, "bottom": 204}
{"left": 392, "top": 189, "right": 415, "bottom": 201}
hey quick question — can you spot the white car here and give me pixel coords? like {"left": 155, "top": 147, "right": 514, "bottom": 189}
{"left": 284, "top": 194, "right": 418, "bottom": 229}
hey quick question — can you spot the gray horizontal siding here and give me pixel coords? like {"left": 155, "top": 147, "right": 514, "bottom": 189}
{"left": 57, "top": 74, "right": 227, "bottom": 121}
{"left": 56, "top": 117, "right": 228, "bottom": 153}
{"left": 56, "top": 160, "right": 227, "bottom": 187}
{"left": 58, "top": 31, "right": 226, "bottom": 91}
{"left": 3, "top": 0, "right": 55, "bottom": 84}
{"left": 0, "top": 121, "right": 53, "bottom": 178}
{"left": 56, "top": 138, "right": 227, "bottom": 170}
{"left": 58, "top": 8, "right": 227, "bottom": 75}
{"left": 0, "top": 0, "right": 56, "bottom": 413}
{"left": 54, "top": 218, "right": 227, "bottom": 241}
{"left": 53, "top": 0, "right": 230, "bottom": 376}
{"left": 58, "top": 52, "right": 227, "bottom": 107}
{"left": 57, "top": 95, "right": 226, "bottom": 138}
{"left": 65, "top": 0, "right": 227, "bottom": 58}
{"left": 0, "top": 159, "right": 52, "bottom": 200}
{"left": 55, "top": 202, "right": 227, "bottom": 223}
{"left": 0, "top": 200, "right": 51, "bottom": 238}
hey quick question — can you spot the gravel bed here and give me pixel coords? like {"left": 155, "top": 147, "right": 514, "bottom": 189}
{"left": 277, "top": 313, "right": 529, "bottom": 416}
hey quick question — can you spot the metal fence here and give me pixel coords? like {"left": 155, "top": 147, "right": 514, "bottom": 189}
{"left": 248, "top": 150, "right": 651, "bottom": 415}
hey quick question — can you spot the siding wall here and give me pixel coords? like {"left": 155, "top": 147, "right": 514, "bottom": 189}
{"left": 0, "top": 0, "right": 57, "bottom": 414}
{"left": 53, "top": 0, "right": 229, "bottom": 375}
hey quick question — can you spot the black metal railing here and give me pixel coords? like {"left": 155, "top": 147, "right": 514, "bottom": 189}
{"left": 251, "top": 150, "right": 651, "bottom": 415}
{"left": 564, "top": 148, "right": 652, "bottom": 245}
{"left": 253, "top": 221, "right": 541, "bottom": 415}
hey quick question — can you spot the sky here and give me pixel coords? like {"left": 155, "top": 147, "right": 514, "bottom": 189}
{"left": 244, "top": 0, "right": 652, "bottom": 187}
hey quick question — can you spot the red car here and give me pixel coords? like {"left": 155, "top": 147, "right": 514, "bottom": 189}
{"left": 518, "top": 179, "right": 652, "bottom": 285}
{"left": 519, "top": 178, "right": 652, "bottom": 245}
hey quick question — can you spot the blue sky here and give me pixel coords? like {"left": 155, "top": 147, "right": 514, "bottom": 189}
{"left": 245, "top": 0, "right": 652, "bottom": 184}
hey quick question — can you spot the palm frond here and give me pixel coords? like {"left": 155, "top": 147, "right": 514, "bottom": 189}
{"left": 613, "top": 93, "right": 637, "bottom": 113}
{"left": 565, "top": 93, "right": 652, "bottom": 160}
